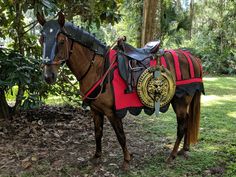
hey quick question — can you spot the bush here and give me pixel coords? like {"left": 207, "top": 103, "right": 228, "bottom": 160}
{"left": 0, "top": 47, "right": 49, "bottom": 109}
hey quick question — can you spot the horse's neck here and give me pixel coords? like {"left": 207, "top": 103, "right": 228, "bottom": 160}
{"left": 66, "top": 43, "right": 104, "bottom": 94}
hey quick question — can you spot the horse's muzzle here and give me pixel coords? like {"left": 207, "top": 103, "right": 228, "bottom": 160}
{"left": 44, "top": 72, "right": 57, "bottom": 84}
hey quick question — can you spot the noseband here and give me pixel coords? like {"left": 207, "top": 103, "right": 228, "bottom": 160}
{"left": 42, "top": 29, "right": 97, "bottom": 81}
{"left": 41, "top": 30, "right": 74, "bottom": 66}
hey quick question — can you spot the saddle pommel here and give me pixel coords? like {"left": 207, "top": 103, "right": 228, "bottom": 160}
{"left": 144, "top": 40, "right": 161, "bottom": 54}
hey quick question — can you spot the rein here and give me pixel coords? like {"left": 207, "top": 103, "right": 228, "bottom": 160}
{"left": 58, "top": 52, "right": 117, "bottom": 100}
{"left": 59, "top": 30, "right": 101, "bottom": 82}
{"left": 44, "top": 29, "right": 120, "bottom": 101}
{"left": 77, "top": 51, "right": 96, "bottom": 81}
{"left": 81, "top": 39, "right": 120, "bottom": 100}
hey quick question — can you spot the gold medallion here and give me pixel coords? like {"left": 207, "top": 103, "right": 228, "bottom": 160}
{"left": 137, "top": 66, "right": 176, "bottom": 108}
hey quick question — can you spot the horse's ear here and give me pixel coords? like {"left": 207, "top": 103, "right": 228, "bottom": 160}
{"left": 36, "top": 12, "right": 46, "bottom": 26}
{"left": 58, "top": 11, "right": 65, "bottom": 27}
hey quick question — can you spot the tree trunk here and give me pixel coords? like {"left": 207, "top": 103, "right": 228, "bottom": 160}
{"left": 219, "top": 0, "right": 224, "bottom": 55}
{"left": 141, "top": 0, "right": 161, "bottom": 46}
{"left": 13, "top": 84, "right": 25, "bottom": 114}
{"left": 12, "top": 0, "right": 25, "bottom": 114}
{"left": 189, "top": 0, "right": 194, "bottom": 39}
{"left": 136, "top": 2, "right": 143, "bottom": 48}
{"left": 156, "top": 0, "right": 162, "bottom": 39}
{"left": 176, "top": 0, "right": 181, "bottom": 12}
{"left": 15, "top": 0, "right": 24, "bottom": 54}
{"left": 0, "top": 90, "right": 10, "bottom": 120}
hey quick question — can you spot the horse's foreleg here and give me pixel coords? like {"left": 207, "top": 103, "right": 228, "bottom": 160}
{"left": 92, "top": 110, "right": 104, "bottom": 158}
{"left": 108, "top": 116, "right": 131, "bottom": 170}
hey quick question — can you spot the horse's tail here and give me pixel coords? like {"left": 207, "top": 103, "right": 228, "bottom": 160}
{"left": 187, "top": 91, "right": 201, "bottom": 144}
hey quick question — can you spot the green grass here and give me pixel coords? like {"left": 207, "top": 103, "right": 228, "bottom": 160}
{"left": 6, "top": 86, "right": 64, "bottom": 105}
{"left": 125, "top": 76, "right": 236, "bottom": 177}
{"left": 5, "top": 76, "right": 236, "bottom": 176}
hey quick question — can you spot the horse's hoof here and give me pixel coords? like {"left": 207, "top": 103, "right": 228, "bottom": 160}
{"left": 130, "top": 152, "right": 134, "bottom": 159}
{"left": 121, "top": 161, "right": 129, "bottom": 171}
{"left": 177, "top": 149, "right": 185, "bottom": 155}
{"left": 93, "top": 152, "right": 102, "bottom": 158}
{"left": 89, "top": 156, "right": 101, "bottom": 165}
{"left": 125, "top": 152, "right": 133, "bottom": 162}
{"left": 166, "top": 155, "right": 175, "bottom": 164}
{"left": 177, "top": 149, "right": 189, "bottom": 159}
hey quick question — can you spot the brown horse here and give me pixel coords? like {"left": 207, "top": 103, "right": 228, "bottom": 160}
{"left": 37, "top": 12, "right": 204, "bottom": 170}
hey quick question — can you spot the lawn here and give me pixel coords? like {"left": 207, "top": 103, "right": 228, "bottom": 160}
{"left": 124, "top": 76, "right": 236, "bottom": 177}
{"left": 2, "top": 76, "right": 236, "bottom": 177}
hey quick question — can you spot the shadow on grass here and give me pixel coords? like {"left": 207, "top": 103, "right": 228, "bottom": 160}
{"left": 122, "top": 77, "right": 236, "bottom": 177}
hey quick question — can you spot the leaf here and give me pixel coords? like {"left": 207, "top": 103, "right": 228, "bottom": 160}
{"left": 21, "top": 157, "right": 32, "bottom": 169}
{"left": 31, "top": 156, "right": 37, "bottom": 162}
{"left": 42, "top": 0, "right": 57, "bottom": 10}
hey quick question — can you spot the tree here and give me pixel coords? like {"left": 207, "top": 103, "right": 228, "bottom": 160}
{"left": 141, "top": 0, "right": 161, "bottom": 46}
{"left": 190, "top": 0, "right": 236, "bottom": 74}
{"left": 189, "top": 0, "right": 194, "bottom": 39}
{"left": 0, "top": 90, "right": 10, "bottom": 120}
{"left": 0, "top": 0, "right": 124, "bottom": 120}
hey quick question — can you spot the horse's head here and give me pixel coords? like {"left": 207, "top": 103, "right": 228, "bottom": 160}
{"left": 37, "top": 12, "right": 69, "bottom": 84}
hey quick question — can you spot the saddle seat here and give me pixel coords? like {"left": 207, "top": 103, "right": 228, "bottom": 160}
{"left": 116, "top": 38, "right": 162, "bottom": 93}
{"left": 121, "top": 40, "right": 161, "bottom": 61}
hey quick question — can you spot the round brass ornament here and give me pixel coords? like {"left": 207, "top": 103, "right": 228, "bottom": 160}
{"left": 137, "top": 66, "right": 176, "bottom": 108}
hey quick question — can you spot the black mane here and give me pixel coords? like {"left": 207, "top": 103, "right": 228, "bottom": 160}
{"left": 64, "top": 22, "right": 108, "bottom": 56}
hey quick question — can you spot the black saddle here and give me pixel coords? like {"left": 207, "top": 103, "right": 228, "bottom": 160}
{"left": 119, "top": 41, "right": 161, "bottom": 61}
{"left": 116, "top": 37, "right": 162, "bottom": 93}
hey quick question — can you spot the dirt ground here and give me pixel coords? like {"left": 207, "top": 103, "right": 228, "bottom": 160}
{"left": 0, "top": 105, "right": 169, "bottom": 177}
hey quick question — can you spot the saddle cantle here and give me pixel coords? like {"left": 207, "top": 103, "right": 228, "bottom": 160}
{"left": 119, "top": 40, "right": 161, "bottom": 61}
{"left": 116, "top": 38, "right": 162, "bottom": 93}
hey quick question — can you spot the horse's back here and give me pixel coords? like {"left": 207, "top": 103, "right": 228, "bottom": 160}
{"left": 163, "top": 49, "right": 202, "bottom": 82}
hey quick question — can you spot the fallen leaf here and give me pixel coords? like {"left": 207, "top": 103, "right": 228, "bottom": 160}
{"left": 31, "top": 156, "right": 37, "bottom": 161}
{"left": 21, "top": 157, "right": 32, "bottom": 169}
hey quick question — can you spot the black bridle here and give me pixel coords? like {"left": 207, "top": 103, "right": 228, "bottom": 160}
{"left": 42, "top": 29, "right": 99, "bottom": 81}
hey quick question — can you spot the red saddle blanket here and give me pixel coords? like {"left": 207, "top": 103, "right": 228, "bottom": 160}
{"left": 108, "top": 49, "right": 204, "bottom": 118}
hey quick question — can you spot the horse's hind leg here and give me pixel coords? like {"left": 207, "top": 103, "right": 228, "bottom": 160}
{"left": 92, "top": 110, "right": 104, "bottom": 158}
{"left": 177, "top": 113, "right": 190, "bottom": 156}
{"left": 167, "top": 95, "right": 192, "bottom": 163}
{"left": 108, "top": 115, "right": 131, "bottom": 170}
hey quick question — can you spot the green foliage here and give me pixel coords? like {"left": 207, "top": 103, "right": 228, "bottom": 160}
{"left": 0, "top": 0, "right": 124, "bottom": 111}
{"left": 161, "top": 0, "right": 178, "bottom": 36}
{"left": 182, "top": 0, "right": 236, "bottom": 74}
{"left": 50, "top": 67, "right": 82, "bottom": 106}
{"left": 161, "top": 0, "right": 236, "bottom": 74}
{"left": 80, "top": 0, "right": 143, "bottom": 46}
{"left": 0, "top": 48, "right": 49, "bottom": 109}
{"left": 41, "top": 0, "right": 123, "bottom": 28}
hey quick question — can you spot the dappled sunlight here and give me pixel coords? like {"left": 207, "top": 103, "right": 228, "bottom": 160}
{"left": 210, "top": 84, "right": 236, "bottom": 91}
{"left": 201, "top": 145, "right": 220, "bottom": 152}
{"left": 201, "top": 95, "right": 236, "bottom": 107}
{"left": 203, "top": 77, "right": 236, "bottom": 96}
{"left": 45, "top": 95, "right": 64, "bottom": 105}
{"left": 227, "top": 111, "right": 236, "bottom": 119}
{"left": 203, "top": 77, "right": 219, "bottom": 82}
{"left": 215, "top": 128, "right": 231, "bottom": 133}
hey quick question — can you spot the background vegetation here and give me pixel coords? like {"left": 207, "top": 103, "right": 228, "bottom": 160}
{"left": 1, "top": 0, "right": 235, "bottom": 117}
{"left": 0, "top": 0, "right": 235, "bottom": 176}
{"left": 1, "top": 76, "right": 235, "bottom": 176}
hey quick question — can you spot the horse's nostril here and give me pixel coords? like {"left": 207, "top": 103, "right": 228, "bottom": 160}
{"left": 51, "top": 73, "right": 55, "bottom": 80}
{"left": 44, "top": 73, "right": 56, "bottom": 84}
{"left": 44, "top": 76, "right": 51, "bottom": 83}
